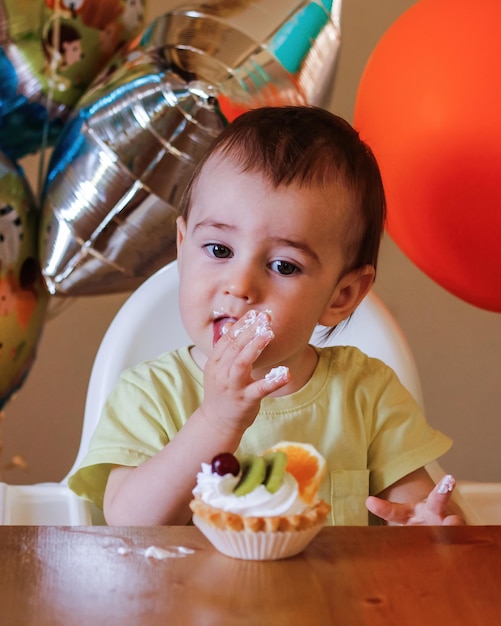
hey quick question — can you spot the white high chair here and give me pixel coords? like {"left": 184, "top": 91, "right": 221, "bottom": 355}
{"left": 1, "top": 261, "right": 498, "bottom": 524}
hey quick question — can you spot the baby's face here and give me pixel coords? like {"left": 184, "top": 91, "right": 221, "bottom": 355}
{"left": 176, "top": 153, "right": 354, "bottom": 378}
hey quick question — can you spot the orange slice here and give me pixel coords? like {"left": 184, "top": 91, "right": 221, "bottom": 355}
{"left": 265, "top": 441, "right": 326, "bottom": 505}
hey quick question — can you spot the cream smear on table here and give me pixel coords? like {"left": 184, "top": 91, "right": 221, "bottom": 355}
{"left": 117, "top": 545, "right": 195, "bottom": 559}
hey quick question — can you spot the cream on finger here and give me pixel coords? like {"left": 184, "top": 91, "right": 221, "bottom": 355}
{"left": 213, "top": 310, "right": 274, "bottom": 346}
{"left": 265, "top": 365, "right": 289, "bottom": 384}
{"left": 231, "top": 310, "right": 273, "bottom": 339}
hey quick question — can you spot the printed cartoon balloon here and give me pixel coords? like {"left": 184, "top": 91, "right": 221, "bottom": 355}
{"left": 354, "top": 0, "right": 501, "bottom": 312}
{"left": 40, "top": 0, "right": 342, "bottom": 296}
{"left": 0, "top": 151, "right": 49, "bottom": 410}
{"left": 0, "top": 0, "right": 147, "bottom": 161}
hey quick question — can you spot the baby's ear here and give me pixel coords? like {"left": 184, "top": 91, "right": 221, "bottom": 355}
{"left": 176, "top": 216, "right": 186, "bottom": 247}
{"left": 176, "top": 216, "right": 187, "bottom": 272}
{"left": 318, "top": 265, "right": 375, "bottom": 327}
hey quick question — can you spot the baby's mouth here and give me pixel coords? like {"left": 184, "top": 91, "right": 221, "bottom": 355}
{"left": 213, "top": 316, "right": 237, "bottom": 346}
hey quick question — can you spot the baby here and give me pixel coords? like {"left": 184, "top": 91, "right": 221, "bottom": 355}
{"left": 69, "top": 105, "right": 464, "bottom": 526}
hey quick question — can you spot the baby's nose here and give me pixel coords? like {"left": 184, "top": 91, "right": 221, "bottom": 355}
{"left": 224, "top": 264, "right": 258, "bottom": 302}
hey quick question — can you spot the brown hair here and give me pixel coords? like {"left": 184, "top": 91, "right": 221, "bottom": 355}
{"left": 179, "top": 105, "right": 386, "bottom": 274}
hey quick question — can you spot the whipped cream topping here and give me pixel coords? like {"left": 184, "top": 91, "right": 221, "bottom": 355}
{"left": 193, "top": 462, "right": 308, "bottom": 517}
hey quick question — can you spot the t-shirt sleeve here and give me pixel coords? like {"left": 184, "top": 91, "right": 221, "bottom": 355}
{"left": 68, "top": 349, "right": 203, "bottom": 511}
{"left": 68, "top": 370, "right": 177, "bottom": 511}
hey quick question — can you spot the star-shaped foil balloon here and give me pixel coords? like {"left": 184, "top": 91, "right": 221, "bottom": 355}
{"left": 40, "top": 0, "right": 342, "bottom": 296}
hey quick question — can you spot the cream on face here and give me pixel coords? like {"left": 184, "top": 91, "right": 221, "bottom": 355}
{"left": 212, "top": 310, "right": 274, "bottom": 346}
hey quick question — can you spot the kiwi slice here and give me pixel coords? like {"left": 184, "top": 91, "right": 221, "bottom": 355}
{"left": 233, "top": 455, "right": 267, "bottom": 496}
{"left": 264, "top": 451, "right": 288, "bottom": 493}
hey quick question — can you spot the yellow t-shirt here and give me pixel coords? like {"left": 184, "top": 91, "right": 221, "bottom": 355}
{"left": 68, "top": 345, "right": 451, "bottom": 525}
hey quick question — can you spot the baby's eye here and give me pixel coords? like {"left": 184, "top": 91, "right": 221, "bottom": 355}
{"left": 205, "top": 243, "right": 232, "bottom": 259}
{"left": 270, "top": 260, "right": 299, "bottom": 275}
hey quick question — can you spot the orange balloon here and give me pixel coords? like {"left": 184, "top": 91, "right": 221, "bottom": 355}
{"left": 354, "top": 0, "right": 501, "bottom": 312}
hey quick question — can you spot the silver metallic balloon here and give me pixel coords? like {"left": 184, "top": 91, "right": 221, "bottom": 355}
{"left": 40, "top": 0, "right": 342, "bottom": 296}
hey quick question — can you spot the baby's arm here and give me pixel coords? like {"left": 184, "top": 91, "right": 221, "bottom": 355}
{"left": 366, "top": 468, "right": 465, "bottom": 525}
{"left": 103, "top": 311, "right": 289, "bottom": 526}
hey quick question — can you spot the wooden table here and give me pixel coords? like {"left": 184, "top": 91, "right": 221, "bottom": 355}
{"left": 1, "top": 525, "right": 500, "bottom": 625}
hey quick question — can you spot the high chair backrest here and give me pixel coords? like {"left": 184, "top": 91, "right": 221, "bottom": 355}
{"left": 65, "top": 260, "right": 424, "bottom": 482}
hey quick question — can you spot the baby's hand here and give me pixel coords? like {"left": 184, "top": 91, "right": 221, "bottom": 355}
{"left": 366, "top": 475, "right": 466, "bottom": 526}
{"left": 201, "top": 310, "right": 290, "bottom": 433}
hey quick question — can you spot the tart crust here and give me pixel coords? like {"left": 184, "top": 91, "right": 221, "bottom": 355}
{"left": 190, "top": 497, "right": 331, "bottom": 532}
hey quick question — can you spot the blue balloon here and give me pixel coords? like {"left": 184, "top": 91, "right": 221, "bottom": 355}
{"left": 0, "top": 49, "right": 64, "bottom": 161}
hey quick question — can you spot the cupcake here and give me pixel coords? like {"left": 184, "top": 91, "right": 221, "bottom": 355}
{"left": 190, "top": 441, "right": 331, "bottom": 560}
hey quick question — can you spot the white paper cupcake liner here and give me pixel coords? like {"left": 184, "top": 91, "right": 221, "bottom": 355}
{"left": 193, "top": 515, "right": 324, "bottom": 560}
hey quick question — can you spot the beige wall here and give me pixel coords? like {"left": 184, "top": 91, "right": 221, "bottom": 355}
{"left": 2, "top": 0, "right": 500, "bottom": 485}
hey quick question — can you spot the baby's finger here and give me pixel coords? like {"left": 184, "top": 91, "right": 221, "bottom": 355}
{"left": 365, "top": 496, "right": 414, "bottom": 525}
{"left": 426, "top": 474, "right": 456, "bottom": 517}
{"left": 245, "top": 366, "right": 290, "bottom": 402}
{"left": 263, "top": 365, "right": 290, "bottom": 392}
{"left": 217, "top": 310, "right": 274, "bottom": 360}
{"left": 442, "top": 513, "right": 466, "bottom": 526}
{"left": 231, "top": 310, "right": 273, "bottom": 342}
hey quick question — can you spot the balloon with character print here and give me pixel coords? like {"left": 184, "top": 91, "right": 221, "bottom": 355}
{"left": 39, "top": 0, "right": 343, "bottom": 297}
{"left": 0, "top": 0, "right": 147, "bottom": 161}
{"left": 0, "top": 151, "right": 49, "bottom": 410}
